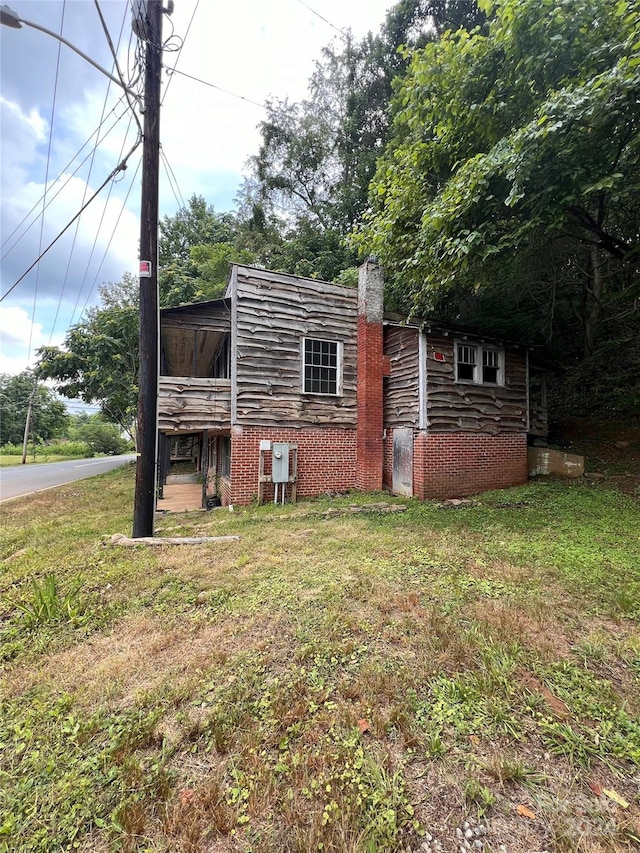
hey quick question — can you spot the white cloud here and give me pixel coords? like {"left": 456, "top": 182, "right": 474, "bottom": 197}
{"left": 0, "top": 305, "right": 45, "bottom": 373}
{"left": 0, "top": 95, "right": 47, "bottom": 142}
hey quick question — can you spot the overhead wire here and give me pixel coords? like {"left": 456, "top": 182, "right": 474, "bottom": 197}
{"left": 93, "top": 0, "right": 143, "bottom": 134}
{"left": 77, "top": 154, "right": 142, "bottom": 322}
{"left": 26, "top": 1, "right": 66, "bottom": 370}
{"left": 160, "top": 147, "right": 186, "bottom": 210}
{"left": 1, "top": 136, "right": 143, "bottom": 304}
{"left": 49, "top": 0, "right": 131, "bottom": 343}
{"left": 161, "top": 0, "right": 199, "bottom": 104}
{"left": 1, "top": 100, "right": 131, "bottom": 261}
{"left": 295, "top": 0, "right": 347, "bottom": 38}
{"left": 70, "top": 114, "right": 140, "bottom": 326}
{"left": 165, "top": 67, "right": 267, "bottom": 110}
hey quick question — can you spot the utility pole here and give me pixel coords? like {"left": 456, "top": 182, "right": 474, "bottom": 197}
{"left": 133, "top": 0, "right": 163, "bottom": 537}
{"left": 21, "top": 383, "right": 36, "bottom": 464}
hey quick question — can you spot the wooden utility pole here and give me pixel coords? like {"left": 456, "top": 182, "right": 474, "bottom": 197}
{"left": 133, "top": 0, "right": 163, "bottom": 537}
{"left": 21, "top": 383, "right": 36, "bottom": 464}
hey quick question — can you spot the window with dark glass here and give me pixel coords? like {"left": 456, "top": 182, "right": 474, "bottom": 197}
{"left": 456, "top": 344, "right": 477, "bottom": 381}
{"left": 482, "top": 348, "right": 501, "bottom": 384}
{"left": 218, "top": 435, "right": 231, "bottom": 478}
{"left": 303, "top": 338, "right": 339, "bottom": 395}
{"left": 456, "top": 341, "right": 504, "bottom": 385}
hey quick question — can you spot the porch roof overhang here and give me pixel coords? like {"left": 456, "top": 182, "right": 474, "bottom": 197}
{"left": 160, "top": 297, "right": 231, "bottom": 317}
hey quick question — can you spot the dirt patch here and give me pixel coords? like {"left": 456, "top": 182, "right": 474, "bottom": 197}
{"left": 3, "top": 612, "right": 294, "bottom": 710}
{"left": 518, "top": 670, "right": 571, "bottom": 720}
{"left": 471, "top": 599, "right": 576, "bottom": 659}
{"left": 407, "top": 741, "right": 640, "bottom": 853}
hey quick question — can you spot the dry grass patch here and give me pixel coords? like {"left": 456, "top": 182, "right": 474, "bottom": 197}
{"left": 2, "top": 611, "right": 294, "bottom": 711}
{"left": 2, "top": 471, "right": 639, "bottom": 853}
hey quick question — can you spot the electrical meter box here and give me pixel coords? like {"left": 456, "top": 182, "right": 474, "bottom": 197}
{"left": 272, "top": 443, "right": 290, "bottom": 483}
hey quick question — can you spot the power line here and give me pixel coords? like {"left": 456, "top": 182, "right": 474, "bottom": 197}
{"left": 28, "top": 1, "right": 66, "bottom": 370}
{"left": 1, "top": 136, "right": 142, "bottom": 304}
{"left": 1, "top": 101, "right": 131, "bottom": 260}
{"left": 50, "top": 1, "right": 131, "bottom": 344}
{"left": 76, "top": 141, "right": 142, "bottom": 324}
{"left": 70, "top": 113, "right": 138, "bottom": 324}
{"left": 161, "top": 0, "right": 199, "bottom": 104}
{"left": 165, "top": 67, "right": 267, "bottom": 109}
{"left": 295, "top": 0, "right": 347, "bottom": 38}
{"left": 94, "top": 0, "right": 143, "bottom": 135}
{"left": 160, "top": 146, "right": 186, "bottom": 210}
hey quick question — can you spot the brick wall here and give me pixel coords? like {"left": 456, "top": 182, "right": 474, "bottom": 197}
{"left": 356, "top": 260, "right": 385, "bottom": 492}
{"left": 229, "top": 425, "right": 357, "bottom": 505}
{"left": 412, "top": 431, "right": 527, "bottom": 499}
{"left": 356, "top": 315, "right": 384, "bottom": 490}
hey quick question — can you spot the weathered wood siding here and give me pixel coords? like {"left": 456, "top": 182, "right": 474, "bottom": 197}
{"left": 528, "top": 404, "right": 548, "bottom": 438}
{"left": 158, "top": 377, "right": 231, "bottom": 431}
{"left": 384, "top": 325, "right": 420, "bottom": 427}
{"left": 425, "top": 334, "right": 527, "bottom": 433}
{"left": 234, "top": 267, "right": 358, "bottom": 428}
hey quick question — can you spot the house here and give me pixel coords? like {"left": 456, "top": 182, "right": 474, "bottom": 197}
{"left": 157, "top": 260, "right": 548, "bottom": 507}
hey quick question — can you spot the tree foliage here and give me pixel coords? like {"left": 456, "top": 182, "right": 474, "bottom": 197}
{"left": 68, "top": 414, "right": 132, "bottom": 456}
{"left": 37, "top": 275, "right": 139, "bottom": 438}
{"left": 159, "top": 194, "right": 256, "bottom": 306}
{"left": 244, "top": 1, "right": 485, "bottom": 276}
{"left": 357, "top": 0, "right": 640, "bottom": 365}
{"left": 0, "top": 371, "right": 68, "bottom": 447}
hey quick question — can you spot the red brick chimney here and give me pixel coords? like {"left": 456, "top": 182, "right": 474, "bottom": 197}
{"left": 356, "top": 258, "right": 385, "bottom": 491}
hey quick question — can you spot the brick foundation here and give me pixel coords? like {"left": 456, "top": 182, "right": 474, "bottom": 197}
{"left": 229, "top": 425, "right": 357, "bottom": 505}
{"left": 412, "top": 431, "right": 528, "bottom": 499}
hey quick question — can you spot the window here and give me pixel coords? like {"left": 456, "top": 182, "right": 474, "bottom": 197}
{"left": 455, "top": 342, "right": 504, "bottom": 385}
{"left": 457, "top": 344, "right": 477, "bottom": 381}
{"left": 218, "top": 435, "right": 231, "bottom": 479}
{"left": 482, "top": 348, "right": 501, "bottom": 384}
{"left": 302, "top": 338, "right": 341, "bottom": 395}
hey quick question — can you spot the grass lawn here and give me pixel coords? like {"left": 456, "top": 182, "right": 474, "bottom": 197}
{"left": 1, "top": 468, "right": 638, "bottom": 852}
{"left": 0, "top": 454, "right": 88, "bottom": 467}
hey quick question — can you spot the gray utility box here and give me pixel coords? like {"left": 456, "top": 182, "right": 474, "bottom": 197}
{"left": 272, "top": 443, "right": 290, "bottom": 483}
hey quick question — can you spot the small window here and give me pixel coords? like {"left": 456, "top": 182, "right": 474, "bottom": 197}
{"left": 456, "top": 341, "right": 504, "bottom": 385}
{"left": 457, "top": 344, "right": 477, "bottom": 382}
{"left": 303, "top": 338, "right": 341, "bottom": 395}
{"left": 218, "top": 435, "right": 231, "bottom": 479}
{"left": 482, "top": 348, "right": 501, "bottom": 384}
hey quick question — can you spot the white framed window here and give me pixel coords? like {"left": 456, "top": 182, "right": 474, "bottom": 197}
{"left": 302, "top": 338, "right": 342, "bottom": 395}
{"left": 455, "top": 341, "right": 504, "bottom": 385}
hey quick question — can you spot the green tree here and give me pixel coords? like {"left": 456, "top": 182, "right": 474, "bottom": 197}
{"left": 159, "top": 194, "right": 256, "bottom": 306}
{"left": 159, "top": 194, "right": 236, "bottom": 266}
{"left": 357, "top": 0, "right": 640, "bottom": 362}
{"left": 249, "top": 1, "right": 485, "bottom": 236}
{"left": 0, "top": 371, "right": 68, "bottom": 446}
{"left": 36, "top": 275, "right": 139, "bottom": 439}
{"left": 69, "top": 414, "right": 132, "bottom": 456}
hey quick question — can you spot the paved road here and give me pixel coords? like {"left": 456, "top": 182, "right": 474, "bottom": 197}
{"left": 0, "top": 455, "right": 137, "bottom": 502}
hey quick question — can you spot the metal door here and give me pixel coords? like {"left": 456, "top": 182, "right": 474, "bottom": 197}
{"left": 392, "top": 428, "right": 413, "bottom": 497}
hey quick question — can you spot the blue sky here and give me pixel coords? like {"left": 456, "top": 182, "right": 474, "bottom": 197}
{"left": 0, "top": 0, "right": 392, "bottom": 377}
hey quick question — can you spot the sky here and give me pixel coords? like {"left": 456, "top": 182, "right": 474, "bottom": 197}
{"left": 0, "top": 0, "right": 393, "bottom": 378}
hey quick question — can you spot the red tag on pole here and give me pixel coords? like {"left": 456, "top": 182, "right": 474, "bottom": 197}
{"left": 139, "top": 260, "right": 152, "bottom": 278}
